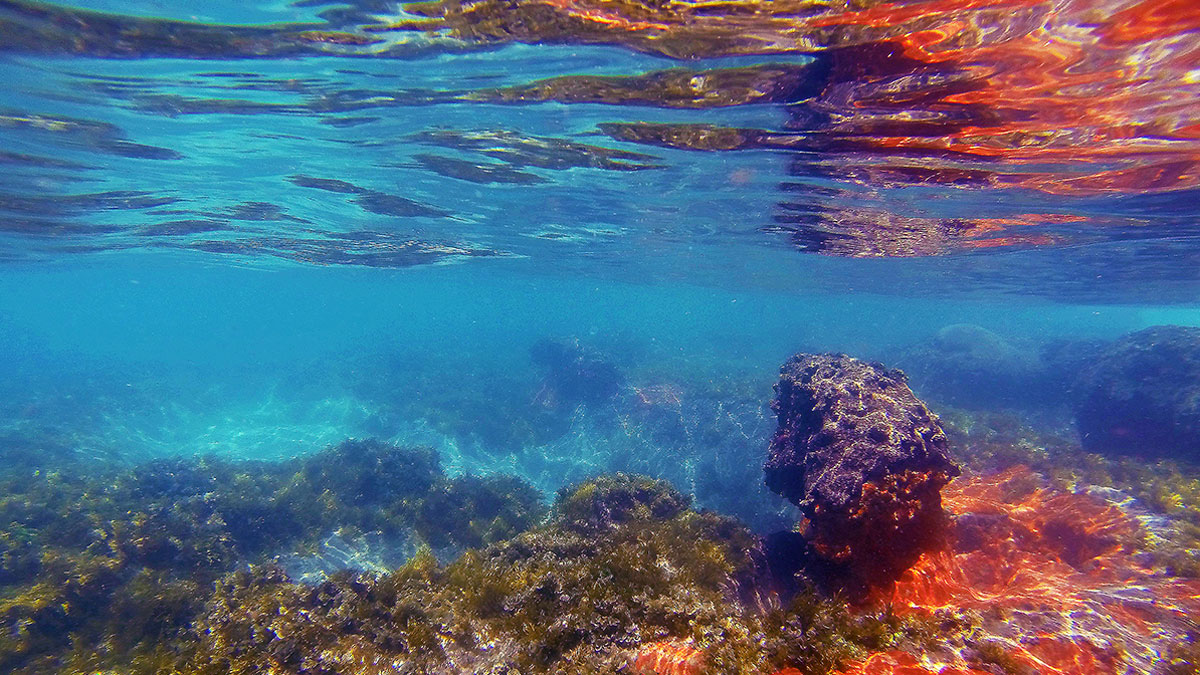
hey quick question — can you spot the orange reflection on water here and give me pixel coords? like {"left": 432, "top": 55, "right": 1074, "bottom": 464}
{"left": 799, "top": 0, "right": 1200, "bottom": 195}
{"left": 771, "top": 206, "right": 1076, "bottom": 256}
{"left": 534, "top": 0, "right": 1200, "bottom": 197}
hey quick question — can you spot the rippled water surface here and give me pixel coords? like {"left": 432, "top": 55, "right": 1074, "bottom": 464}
{"left": 0, "top": 0, "right": 1197, "bottom": 298}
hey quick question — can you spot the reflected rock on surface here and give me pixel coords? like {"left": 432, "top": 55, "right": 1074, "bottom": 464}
{"left": 1074, "top": 325, "right": 1200, "bottom": 462}
{"left": 764, "top": 354, "right": 959, "bottom": 596}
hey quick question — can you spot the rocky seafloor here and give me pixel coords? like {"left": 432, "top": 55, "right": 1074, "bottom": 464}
{"left": 2, "top": 328, "right": 1200, "bottom": 675}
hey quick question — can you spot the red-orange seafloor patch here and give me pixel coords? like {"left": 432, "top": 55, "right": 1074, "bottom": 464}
{"left": 632, "top": 466, "right": 1199, "bottom": 675}
{"left": 632, "top": 640, "right": 707, "bottom": 675}
{"left": 839, "top": 466, "right": 1200, "bottom": 675}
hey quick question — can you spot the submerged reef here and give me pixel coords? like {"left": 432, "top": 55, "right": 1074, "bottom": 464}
{"left": 4, "top": 346, "right": 1200, "bottom": 675}
{"left": 895, "top": 324, "right": 1056, "bottom": 411}
{"left": 0, "top": 443, "right": 958, "bottom": 675}
{"left": 1073, "top": 325, "right": 1200, "bottom": 462}
{"left": 0, "top": 439, "right": 544, "bottom": 674}
{"left": 189, "top": 475, "right": 755, "bottom": 674}
{"left": 182, "top": 474, "right": 947, "bottom": 675}
{"left": 531, "top": 337, "right": 626, "bottom": 409}
{"left": 764, "top": 354, "right": 959, "bottom": 597}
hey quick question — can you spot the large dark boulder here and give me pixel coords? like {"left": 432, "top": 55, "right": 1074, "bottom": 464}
{"left": 1074, "top": 325, "right": 1200, "bottom": 461}
{"left": 764, "top": 353, "right": 959, "bottom": 595}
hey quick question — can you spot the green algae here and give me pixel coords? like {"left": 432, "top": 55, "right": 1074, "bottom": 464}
{"left": 178, "top": 474, "right": 956, "bottom": 675}
{"left": 185, "top": 475, "right": 757, "bottom": 673}
{"left": 553, "top": 472, "right": 692, "bottom": 529}
{"left": 0, "top": 448, "right": 965, "bottom": 675}
{"left": 0, "top": 439, "right": 544, "bottom": 675}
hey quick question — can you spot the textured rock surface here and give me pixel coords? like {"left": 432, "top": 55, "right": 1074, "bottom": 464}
{"left": 1074, "top": 325, "right": 1200, "bottom": 461}
{"left": 764, "top": 354, "right": 959, "bottom": 594}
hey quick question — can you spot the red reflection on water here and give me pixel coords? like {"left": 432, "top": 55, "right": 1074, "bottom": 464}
{"left": 799, "top": 0, "right": 1200, "bottom": 196}
{"left": 543, "top": 0, "right": 1199, "bottom": 197}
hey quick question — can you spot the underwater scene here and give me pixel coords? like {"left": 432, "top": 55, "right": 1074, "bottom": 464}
{"left": 1, "top": 0, "right": 1199, "bottom": 673}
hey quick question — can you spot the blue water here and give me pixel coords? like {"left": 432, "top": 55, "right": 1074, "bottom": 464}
{"left": 0, "top": 0, "right": 1197, "bottom": 484}
{"left": 0, "top": 0, "right": 1195, "bottom": 499}
{"left": 2, "top": 1, "right": 1200, "bottom": 672}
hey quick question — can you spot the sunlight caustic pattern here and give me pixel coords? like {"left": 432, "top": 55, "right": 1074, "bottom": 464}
{"left": 870, "top": 466, "right": 1200, "bottom": 675}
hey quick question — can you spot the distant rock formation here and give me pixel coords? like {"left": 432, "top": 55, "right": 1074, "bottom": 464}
{"left": 764, "top": 353, "right": 959, "bottom": 596}
{"left": 896, "top": 324, "right": 1050, "bottom": 409}
{"left": 1074, "top": 325, "right": 1200, "bottom": 462}
{"left": 530, "top": 337, "right": 625, "bottom": 408}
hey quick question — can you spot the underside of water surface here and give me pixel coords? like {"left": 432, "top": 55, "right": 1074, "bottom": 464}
{"left": 0, "top": 1, "right": 1198, "bottom": 674}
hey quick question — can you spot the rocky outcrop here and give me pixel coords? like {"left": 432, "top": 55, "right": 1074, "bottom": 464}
{"left": 1074, "top": 325, "right": 1200, "bottom": 461}
{"left": 764, "top": 353, "right": 959, "bottom": 595}
{"left": 896, "top": 324, "right": 1048, "bottom": 409}
{"left": 530, "top": 338, "right": 625, "bottom": 407}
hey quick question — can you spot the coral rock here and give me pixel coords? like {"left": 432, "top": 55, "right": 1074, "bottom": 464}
{"left": 764, "top": 354, "right": 959, "bottom": 594}
{"left": 531, "top": 337, "right": 625, "bottom": 407}
{"left": 896, "top": 324, "right": 1051, "bottom": 409}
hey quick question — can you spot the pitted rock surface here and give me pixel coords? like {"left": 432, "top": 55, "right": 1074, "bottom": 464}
{"left": 764, "top": 353, "right": 959, "bottom": 594}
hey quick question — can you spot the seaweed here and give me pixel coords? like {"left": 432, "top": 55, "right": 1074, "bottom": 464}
{"left": 0, "top": 439, "right": 544, "bottom": 674}
{"left": 0, "top": 420, "right": 997, "bottom": 674}
{"left": 181, "top": 474, "right": 954, "bottom": 675}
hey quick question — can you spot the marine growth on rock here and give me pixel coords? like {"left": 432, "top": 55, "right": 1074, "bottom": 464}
{"left": 764, "top": 353, "right": 960, "bottom": 596}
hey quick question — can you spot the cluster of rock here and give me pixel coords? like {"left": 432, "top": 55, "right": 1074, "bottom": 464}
{"left": 1073, "top": 326, "right": 1200, "bottom": 462}
{"left": 894, "top": 324, "right": 1059, "bottom": 409}
{"left": 895, "top": 323, "right": 1200, "bottom": 462}
{"left": 530, "top": 337, "right": 626, "bottom": 408}
{"left": 755, "top": 323, "right": 1200, "bottom": 596}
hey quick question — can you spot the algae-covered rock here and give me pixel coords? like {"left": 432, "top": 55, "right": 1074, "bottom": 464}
{"left": 187, "top": 474, "right": 761, "bottom": 674}
{"left": 764, "top": 353, "right": 959, "bottom": 595}
{"left": 303, "top": 438, "right": 442, "bottom": 508}
{"left": 1074, "top": 325, "right": 1200, "bottom": 462}
{"left": 0, "top": 438, "right": 544, "bottom": 675}
{"left": 553, "top": 473, "right": 690, "bottom": 532}
{"left": 183, "top": 471, "right": 945, "bottom": 675}
{"left": 0, "top": 446, "right": 959, "bottom": 675}
{"left": 416, "top": 474, "right": 546, "bottom": 550}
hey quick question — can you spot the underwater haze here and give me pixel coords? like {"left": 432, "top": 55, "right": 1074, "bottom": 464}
{"left": 1, "top": 0, "right": 1199, "bottom": 674}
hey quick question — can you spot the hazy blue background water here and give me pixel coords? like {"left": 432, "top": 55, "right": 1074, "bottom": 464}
{"left": 1, "top": 0, "right": 1198, "bottom": 520}
{"left": 2, "top": 255, "right": 1191, "bottom": 467}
